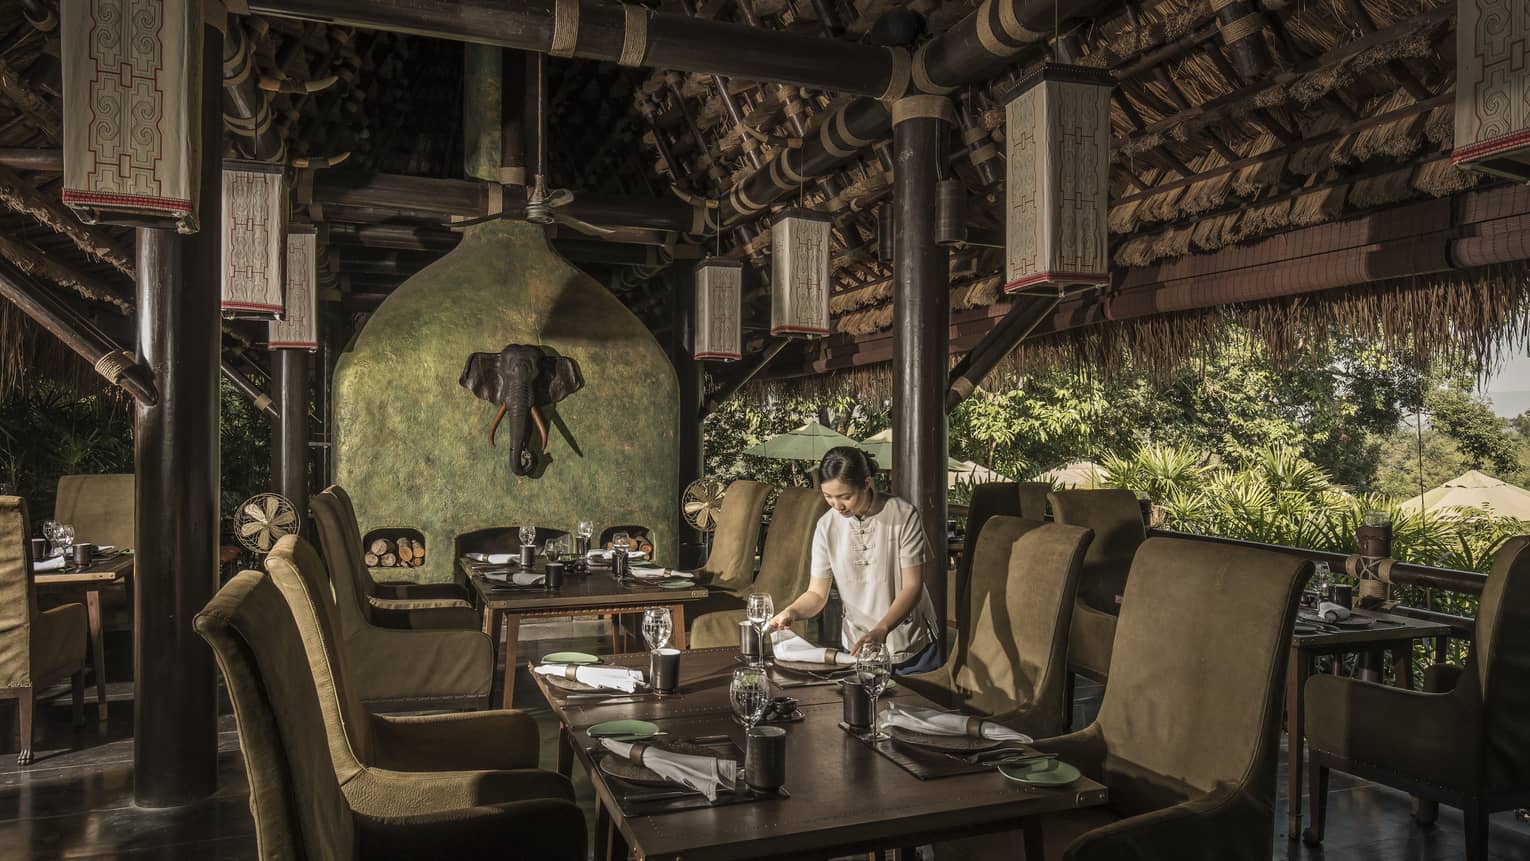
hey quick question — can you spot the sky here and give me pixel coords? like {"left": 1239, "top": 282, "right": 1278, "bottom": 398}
{"left": 1484, "top": 352, "right": 1530, "bottom": 418}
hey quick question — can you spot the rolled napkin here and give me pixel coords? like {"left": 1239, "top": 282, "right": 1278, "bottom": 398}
{"left": 588, "top": 548, "right": 649, "bottom": 561}
{"left": 631, "top": 567, "right": 695, "bottom": 581}
{"left": 466, "top": 552, "right": 516, "bottom": 564}
{"left": 32, "top": 556, "right": 66, "bottom": 573}
{"left": 880, "top": 702, "right": 1032, "bottom": 742}
{"left": 481, "top": 571, "right": 544, "bottom": 585}
{"left": 1317, "top": 601, "right": 1351, "bottom": 623}
{"left": 533, "top": 663, "right": 646, "bottom": 692}
{"left": 769, "top": 629, "right": 854, "bottom": 665}
{"left": 600, "top": 739, "right": 736, "bottom": 801}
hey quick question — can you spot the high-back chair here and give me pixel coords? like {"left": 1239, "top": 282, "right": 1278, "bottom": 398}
{"left": 689, "top": 487, "right": 828, "bottom": 648}
{"left": 1303, "top": 536, "right": 1530, "bottom": 860}
{"left": 311, "top": 487, "right": 476, "bottom": 631}
{"left": 903, "top": 517, "right": 1091, "bottom": 739}
{"left": 262, "top": 536, "right": 571, "bottom": 811}
{"left": 954, "top": 483, "right": 1021, "bottom": 647}
{"left": 1048, "top": 489, "right": 1146, "bottom": 688}
{"left": 195, "top": 570, "right": 585, "bottom": 861}
{"left": 697, "top": 479, "right": 771, "bottom": 595}
{"left": 1016, "top": 481, "right": 1052, "bottom": 521}
{"left": 0, "top": 496, "right": 88, "bottom": 765}
{"left": 954, "top": 538, "right": 1308, "bottom": 860}
{"left": 53, "top": 473, "right": 135, "bottom": 550}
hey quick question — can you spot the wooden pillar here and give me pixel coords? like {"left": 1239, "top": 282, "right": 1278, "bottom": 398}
{"left": 271, "top": 348, "right": 309, "bottom": 525}
{"left": 671, "top": 269, "right": 706, "bottom": 568}
{"left": 132, "top": 20, "right": 222, "bottom": 808}
{"left": 890, "top": 98, "right": 953, "bottom": 656}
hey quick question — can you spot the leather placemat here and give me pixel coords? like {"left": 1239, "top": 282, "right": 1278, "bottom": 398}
{"left": 767, "top": 663, "right": 855, "bottom": 689}
{"left": 839, "top": 722, "right": 993, "bottom": 780}
{"left": 886, "top": 725, "right": 1000, "bottom": 753}
{"left": 588, "top": 737, "right": 789, "bottom": 817}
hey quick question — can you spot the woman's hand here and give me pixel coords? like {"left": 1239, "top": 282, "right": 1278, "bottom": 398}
{"left": 850, "top": 625, "right": 888, "bottom": 656}
{"left": 766, "top": 609, "right": 796, "bottom": 632}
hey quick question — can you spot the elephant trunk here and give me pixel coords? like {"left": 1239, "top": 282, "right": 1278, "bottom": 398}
{"left": 505, "top": 376, "right": 533, "bottom": 476}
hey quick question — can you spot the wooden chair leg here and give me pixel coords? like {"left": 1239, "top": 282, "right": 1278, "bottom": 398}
{"left": 1464, "top": 803, "right": 1489, "bottom": 861}
{"left": 1302, "top": 762, "right": 1330, "bottom": 845}
{"left": 71, "top": 670, "right": 85, "bottom": 727}
{"left": 16, "top": 687, "right": 32, "bottom": 766}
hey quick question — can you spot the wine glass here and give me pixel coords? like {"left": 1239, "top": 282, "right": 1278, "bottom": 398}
{"left": 642, "top": 607, "right": 673, "bottom": 652}
{"left": 730, "top": 666, "right": 771, "bottom": 733}
{"left": 556, "top": 535, "right": 572, "bottom": 561}
{"left": 577, "top": 519, "right": 594, "bottom": 541}
{"left": 1310, "top": 561, "right": 1332, "bottom": 604}
{"left": 856, "top": 643, "right": 892, "bottom": 740}
{"left": 40, "top": 520, "right": 62, "bottom": 557}
{"left": 518, "top": 525, "right": 536, "bottom": 547}
{"left": 745, "top": 593, "right": 774, "bottom": 666}
{"left": 544, "top": 536, "right": 563, "bottom": 562}
{"left": 56, "top": 523, "right": 75, "bottom": 555}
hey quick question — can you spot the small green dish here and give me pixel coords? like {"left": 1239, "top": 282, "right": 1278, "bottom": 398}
{"left": 542, "top": 651, "right": 600, "bottom": 665}
{"left": 657, "top": 579, "right": 695, "bottom": 589}
{"left": 999, "top": 759, "right": 1081, "bottom": 787}
{"left": 587, "top": 719, "right": 659, "bottom": 740}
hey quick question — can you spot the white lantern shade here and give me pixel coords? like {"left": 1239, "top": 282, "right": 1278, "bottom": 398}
{"left": 693, "top": 258, "right": 742, "bottom": 362}
{"left": 221, "top": 161, "right": 287, "bottom": 319}
{"left": 769, "top": 208, "right": 832, "bottom": 338}
{"left": 1452, "top": 0, "right": 1530, "bottom": 182}
{"left": 61, "top": 0, "right": 203, "bottom": 233}
{"left": 269, "top": 227, "right": 318, "bottom": 350}
{"left": 1004, "top": 64, "right": 1113, "bottom": 294}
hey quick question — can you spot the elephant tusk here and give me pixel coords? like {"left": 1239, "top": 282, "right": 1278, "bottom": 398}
{"left": 488, "top": 403, "right": 508, "bottom": 447}
{"left": 531, "top": 405, "right": 549, "bottom": 451}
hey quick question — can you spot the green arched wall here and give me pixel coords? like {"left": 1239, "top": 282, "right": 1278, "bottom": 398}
{"left": 332, "top": 221, "right": 679, "bottom": 583}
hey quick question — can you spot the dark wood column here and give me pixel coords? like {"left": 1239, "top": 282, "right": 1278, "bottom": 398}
{"left": 890, "top": 99, "right": 953, "bottom": 656}
{"left": 670, "top": 269, "right": 705, "bottom": 568}
{"left": 271, "top": 348, "right": 310, "bottom": 524}
{"left": 132, "top": 21, "right": 222, "bottom": 807}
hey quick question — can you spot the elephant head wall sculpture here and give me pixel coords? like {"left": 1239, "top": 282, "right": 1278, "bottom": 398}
{"left": 459, "top": 345, "right": 584, "bottom": 476}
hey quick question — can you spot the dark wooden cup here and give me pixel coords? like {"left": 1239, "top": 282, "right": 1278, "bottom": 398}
{"left": 518, "top": 545, "right": 535, "bottom": 568}
{"left": 650, "top": 648, "right": 681, "bottom": 694}
{"left": 543, "top": 561, "right": 565, "bottom": 591}
{"left": 30, "top": 538, "right": 48, "bottom": 561}
{"left": 745, "top": 726, "right": 786, "bottom": 791}
{"left": 739, "top": 621, "right": 762, "bottom": 660}
{"left": 71, "top": 543, "right": 96, "bottom": 567}
{"left": 842, "top": 680, "right": 873, "bottom": 729}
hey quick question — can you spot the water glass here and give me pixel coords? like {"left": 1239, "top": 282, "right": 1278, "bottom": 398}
{"left": 577, "top": 519, "right": 594, "bottom": 540}
{"left": 544, "top": 537, "right": 562, "bottom": 562}
{"left": 518, "top": 525, "right": 537, "bottom": 547}
{"left": 730, "top": 667, "right": 771, "bottom": 733}
{"left": 642, "top": 607, "right": 673, "bottom": 651}
{"left": 1362, "top": 510, "right": 1391, "bottom": 528}
{"left": 745, "top": 593, "right": 774, "bottom": 666}
{"left": 856, "top": 643, "right": 892, "bottom": 740}
{"left": 40, "top": 520, "right": 62, "bottom": 557}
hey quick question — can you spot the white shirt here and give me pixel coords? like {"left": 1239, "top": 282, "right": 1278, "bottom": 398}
{"left": 810, "top": 491, "right": 937, "bottom": 663}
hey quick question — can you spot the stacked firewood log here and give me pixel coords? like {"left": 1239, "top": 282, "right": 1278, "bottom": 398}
{"left": 364, "top": 537, "right": 426, "bottom": 568}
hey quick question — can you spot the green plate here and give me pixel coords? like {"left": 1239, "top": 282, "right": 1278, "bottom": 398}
{"left": 542, "top": 651, "right": 600, "bottom": 665}
{"left": 834, "top": 677, "right": 898, "bottom": 691}
{"left": 999, "top": 759, "right": 1081, "bottom": 786}
{"left": 657, "top": 579, "right": 695, "bottom": 589}
{"left": 587, "top": 719, "right": 659, "bottom": 740}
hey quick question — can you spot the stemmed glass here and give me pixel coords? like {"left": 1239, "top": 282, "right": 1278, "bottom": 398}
{"left": 642, "top": 607, "right": 673, "bottom": 652}
{"left": 40, "top": 520, "right": 62, "bottom": 557}
{"left": 544, "top": 536, "right": 565, "bottom": 562}
{"left": 856, "top": 643, "right": 892, "bottom": 740}
{"left": 518, "top": 525, "right": 536, "bottom": 548}
{"left": 730, "top": 666, "right": 771, "bottom": 733}
{"left": 745, "top": 593, "right": 774, "bottom": 667}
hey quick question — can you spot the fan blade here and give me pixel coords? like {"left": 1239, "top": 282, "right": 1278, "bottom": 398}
{"left": 684, "top": 501, "right": 707, "bottom": 514}
{"left": 555, "top": 212, "right": 618, "bottom": 237}
{"left": 544, "top": 188, "right": 575, "bottom": 208}
{"left": 270, "top": 510, "right": 298, "bottom": 528}
{"left": 240, "top": 522, "right": 266, "bottom": 538}
{"left": 257, "top": 529, "right": 274, "bottom": 551}
{"left": 243, "top": 502, "right": 265, "bottom": 520}
{"left": 264, "top": 496, "right": 281, "bottom": 518}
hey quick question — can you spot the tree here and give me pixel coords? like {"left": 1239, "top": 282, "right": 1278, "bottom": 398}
{"left": 1425, "top": 382, "right": 1522, "bottom": 477}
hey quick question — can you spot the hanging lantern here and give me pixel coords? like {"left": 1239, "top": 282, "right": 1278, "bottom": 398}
{"left": 1452, "top": 0, "right": 1530, "bottom": 182}
{"left": 1004, "top": 64, "right": 1113, "bottom": 294}
{"left": 61, "top": 0, "right": 203, "bottom": 233}
{"left": 769, "top": 208, "right": 832, "bottom": 338}
{"left": 269, "top": 227, "right": 318, "bottom": 350}
{"left": 692, "top": 258, "right": 742, "bottom": 362}
{"left": 221, "top": 161, "right": 287, "bottom": 319}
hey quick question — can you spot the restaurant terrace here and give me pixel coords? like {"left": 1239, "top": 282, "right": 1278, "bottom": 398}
{"left": 1, "top": 0, "right": 1529, "bottom": 857}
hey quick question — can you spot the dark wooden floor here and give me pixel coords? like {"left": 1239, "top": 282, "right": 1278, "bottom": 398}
{"left": 3, "top": 622, "right": 1528, "bottom": 860}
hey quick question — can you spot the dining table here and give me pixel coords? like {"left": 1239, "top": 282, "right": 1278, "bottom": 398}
{"left": 33, "top": 552, "right": 134, "bottom": 722}
{"left": 1283, "top": 604, "right": 1455, "bottom": 839}
{"left": 531, "top": 647, "right": 1110, "bottom": 860}
{"left": 463, "top": 556, "right": 712, "bottom": 708}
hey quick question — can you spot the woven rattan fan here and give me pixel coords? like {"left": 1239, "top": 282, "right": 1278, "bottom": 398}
{"left": 681, "top": 478, "right": 727, "bottom": 533}
{"left": 234, "top": 493, "right": 300, "bottom": 555}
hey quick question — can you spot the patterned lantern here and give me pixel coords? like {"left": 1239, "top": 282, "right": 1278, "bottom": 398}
{"left": 221, "top": 161, "right": 287, "bottom": 319}
{"left": 269, "top": 227, "right": 318, "bottom": 350}
{"left": 61, "top": 0, "right": 203, "bottom": 233}
{"left": 693, "top": 258, "right": 742, "bottom": 362}
{"left": 769, "top": 208, "right": 832, "bottom": 338}
{"left": 1004, "top": 65, "right": 1113, "bottom": 294}
{"left": 1453, "top": 0, "right": 1530, "bottom": 182}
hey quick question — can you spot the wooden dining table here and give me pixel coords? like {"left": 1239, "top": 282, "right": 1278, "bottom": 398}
{"left": 33, "top": 552, "right": 134, "bottom": 722}
{"left": 463, "top": 557, "right": 712, "bottom": 708}
{"left": 532, "top": 647, "right": 1110, "bottom": 860}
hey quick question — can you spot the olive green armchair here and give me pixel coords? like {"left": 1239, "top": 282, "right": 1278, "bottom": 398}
{"left": 1049, "top": 489, "right": 1146, "bottom": 688}
{"left": 1017, "top": 481, "right": 1052, "bottom": 521}
{"left": 903, "top": 517, "right": 1091, "bottom": 739}
{"left": 52, "top": 473, "right": 134, "bottom": 625}
{"left": 690, "top": 487, "right": 827, "bottom": 648}
{"left": 684, "top": 479, "right": 772, "bottom": 625}
{"left": 1303, "top": 535, "right": 1530, "bottom": 860}
{"left": 953, "top": 483, "right": 1021, "bottom": 650}
{"left": 312, "top": 486, "right": 477, "bottom": 631}
{"left": 196, "top": 570, "right": 585, "bottom": 860}
{"left": 1, "top": 496, "right": 88, "bottom": 765}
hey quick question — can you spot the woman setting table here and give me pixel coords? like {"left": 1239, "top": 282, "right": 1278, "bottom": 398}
{"left": 767, "top": 446, "right": 942, "bottom": 674}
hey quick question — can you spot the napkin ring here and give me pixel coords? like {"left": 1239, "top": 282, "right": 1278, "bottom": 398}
{"left": 628, "top": 743, "right": 648, "bottom": 767}
{"left": 964, "top": 717, "right": 987, "bottom": 738}
{"left": 824, "top": 649, "right": 840, "bottom": 663}
{"left": 565, "top": 665, "right": 581, "bottom": 681}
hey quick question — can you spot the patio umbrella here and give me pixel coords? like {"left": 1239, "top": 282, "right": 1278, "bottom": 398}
{"left": 1034, "top": 460, "right": 1108, "bottom": 489}
{"left": 857, "top": 428, "right": 968, "bottom": 471}
{"left": 1400, "top": 469, "right": 1530, "bottom": 520}
{"left": 743, "top": 419, "right": 863, "bottom": 461}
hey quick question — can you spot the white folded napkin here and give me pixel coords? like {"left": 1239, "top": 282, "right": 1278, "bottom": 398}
{"left": 769, "top": 629, "right": 855, "bottom": 665}
{"left": 1317, "top": 601, "right": 1351, "bottom": 622}
{"left": 631, "top": 567, "right": 695, "bottom": 581}
{"left": 588, "top": 548, "right": 649, "bottom": 561}
{"left": 481, "top": 571, "right": 543, "bottom": 586}
{"left": 533, "top": 663, "right": 646, "bottom": 692}
{"left": 96, "top": 545, "right": 116, "bottom": 554}
{"left": 600, "top": 739, "right": 736, "bottom": 801}
{"left": 32, "top": 556, "right": 66, "bottom": 572}
{"left": 466, "top": 552, "right": 517, "bottom": 564}
{"left": 880, "top": 703, "right": 1031, "bottom": 742}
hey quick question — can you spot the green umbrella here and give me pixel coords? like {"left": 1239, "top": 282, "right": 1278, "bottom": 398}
{"left": 743, "top": 420, "right": 864, "bottom": 461}
{"left": 857, "top": 428, "right": 967, "bottom": 471}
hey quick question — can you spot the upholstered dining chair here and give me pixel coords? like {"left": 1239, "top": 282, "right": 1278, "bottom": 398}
{"left": 1303, "top": 535, "right": 1530, "bottom": 860}
{"left": 689, "top": 487, "right": 828, "bottom": 648}
{"left": 311, "top": 486, "right": 477, "bottom": 631}
{"left": 0, "top": 496, "right": 88, "bottom": 765}
{"left": 1016, "top": 481, "right": 1052, "bottom": 521}
{"left": 52, "top": 473, "right": 134, "bottom": 625}
{"left": 1049, "top": 489, "right": 1146, "bottom": 691}
{"left": 262, "top": 535, "right": 572, "bottom": 811}
{"left": 903, "top": 517, "right": 1091, "bottom": 739}
{"left": 953, "top": 483, "right": 1020, "bottom": 650}
{"left": 681, "top": 479, "right": 772, "bottom": 627}
{"left": 196, "top": 570, "right": 585, "bottom": 861}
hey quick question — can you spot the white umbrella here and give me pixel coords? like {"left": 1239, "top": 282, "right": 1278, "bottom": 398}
{"left": 1035, "top": 460, "right": 1108, "bottom": 489}
{"left": 1400, "top": 470, "right": 1530, "bottom": 520}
